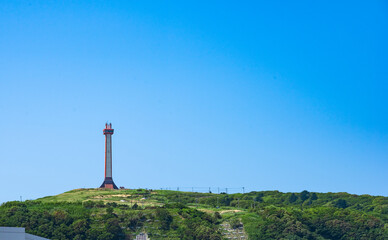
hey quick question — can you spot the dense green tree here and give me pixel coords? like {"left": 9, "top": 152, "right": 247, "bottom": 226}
{"left": 155, "top": 208, "right": 173, "bottom": 230}
{"left": 97, "top": 232, "right": 115, "bottom": 240}
{"left": 106, "top": 207, "right": 114, "bottom": 215}
{"left": 334, "top": 199, "right": 348, "bottom": 209}
{"left": 71, "top": 219, "right": 89, "bottom": 236}
{"left": 230, "top": 218, "right": 242, "bottom": 229}
{"left": 254, "top": 193, "right": 264, "bottom": 202}
{"left": 310, "top": 192, "right": 318, "bottom": 201}
{"left": 214, "top": 211, "right": 222, "bottom": 220}
{"left": 289, "top": 193, "right": 298, "bottom": 203}
{"left": 300, "top": 190, "right": 310, "bottom": 202}
{"left": 104, "top": 218, "right": 124, "bottom": 240}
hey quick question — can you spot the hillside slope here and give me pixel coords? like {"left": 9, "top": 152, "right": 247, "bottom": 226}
{"left": 1, "top": 188, "right": 387, "bottom": 239}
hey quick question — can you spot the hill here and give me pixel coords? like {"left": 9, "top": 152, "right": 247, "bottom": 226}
{"left": 1, "top": 188, "right": 387, "bottom": 239}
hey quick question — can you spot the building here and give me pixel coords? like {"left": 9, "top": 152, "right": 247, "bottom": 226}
{"left": 0, "top": 227, "right": 49, "bottom": 240}
{"left": 136, "top": 232, "right": 150, "bottom": 240}
{"left": 99, "top": 123, "right": 118, "bottom": 189}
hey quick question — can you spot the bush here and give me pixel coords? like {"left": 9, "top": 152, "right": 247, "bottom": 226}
{"left": 230, "top": 218, "right": 242, "bottom": 229}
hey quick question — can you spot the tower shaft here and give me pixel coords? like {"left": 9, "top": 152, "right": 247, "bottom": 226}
{"left": 105, "top": 133, "right": 112, "bottom": 178}
{"left": 100, "top": 123, "right": 118, "bottom": 189}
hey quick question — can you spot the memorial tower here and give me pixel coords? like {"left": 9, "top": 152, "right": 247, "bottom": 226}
{"left": 100, "top": 123, "right": 118, "bottom": 189}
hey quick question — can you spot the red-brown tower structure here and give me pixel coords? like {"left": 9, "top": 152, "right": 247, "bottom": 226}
{"left": 100, "top": 123, "right": 118, "bottom": 189}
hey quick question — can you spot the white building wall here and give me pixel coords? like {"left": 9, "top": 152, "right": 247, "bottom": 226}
{"left": 0, "top": 227, "right": 49, "bottom": 240}
{"left": 25, "top": 233, "right": 49, "bottom": 240}
{"left": 0, "top": 227, "right": 25, "bottom": 240}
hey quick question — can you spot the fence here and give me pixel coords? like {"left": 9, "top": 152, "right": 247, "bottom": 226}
{"left": 134, "top": 187, "right": 249, "bottom": 194}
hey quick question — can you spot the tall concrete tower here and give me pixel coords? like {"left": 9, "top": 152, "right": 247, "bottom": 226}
{"left": 100, "top": 123, "right": 118, "bottom": 189}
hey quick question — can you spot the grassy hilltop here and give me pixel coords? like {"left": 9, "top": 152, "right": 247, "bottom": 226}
{"left": 0, "top": 188, "right": 387, "bottom": 239}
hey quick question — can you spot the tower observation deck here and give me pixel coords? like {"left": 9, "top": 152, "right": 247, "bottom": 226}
{"left": 100, "top": 123, "right": 118, "bottom": 189}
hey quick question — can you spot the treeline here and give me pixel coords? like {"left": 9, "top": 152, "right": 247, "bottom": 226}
{"left": 244, "top": 205, "right": 386, "bottom": 239}
{"left": 0, "top": 200, "right": 222, "bottom": 240}
{"left": 196, "top": 190, "right": 387, "bottom": 213}
{"left": 165, "top": 190, "right": 388, "bottom": 239}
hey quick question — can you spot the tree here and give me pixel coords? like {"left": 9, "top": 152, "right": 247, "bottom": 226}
{"left": 82, "top": 201, "right": 95, "bottom": 209}
{"left": 73, "top": 234, "right": 84, "bottom": 240}
{"left": 300, "top": 190, "right": 310, "bottom": 202}
{"left": 334, "top": 199, "right": 348, "bottom": 209}
{"left": 289, "top": 193, "right": 298, "bottom": 203}
{"left": 230, "top": 218, "right": 242, "bottom": 229}
{"left": 254, "top": 193, "right": 264, "bottom": 202}
{"left": 310, "top": 193, "right": 318, "bottom": 201}
{"left": 156, "top": 208, "right": 173, "bottom": 230}
{"left": 71, "top": 219, "right": 89, "bottom": 236}
{"left": 106, "top": 207, "right": 114, "bottom": 215}
{"left": 94, "top": 201, "right": 105, "bottom": 208}
{"left": 97, "top": 232, "right": 115, "bottom": 240}
{"left": 106, "top": 202, "right": 118, "bottom": 208}
{"left": 52, "top": 210, "right": 71, "bottom": 225}
{"left": 105, "top": 218, "right": 124, "bottom": 240}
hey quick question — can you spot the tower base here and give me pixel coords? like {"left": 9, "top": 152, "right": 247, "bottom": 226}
{"left": 99, "top": 177, "right": 118, "bottom": 189}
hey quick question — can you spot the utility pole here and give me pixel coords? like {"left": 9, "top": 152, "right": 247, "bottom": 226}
{"left": 243, "top": 187, "right": 245, "bottom": 194}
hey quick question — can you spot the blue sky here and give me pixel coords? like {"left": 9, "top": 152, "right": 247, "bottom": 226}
{"left": 0, "top": 1, "right": 387, "bottom": 203}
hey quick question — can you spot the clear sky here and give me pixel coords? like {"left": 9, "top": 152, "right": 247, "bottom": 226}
{"left": 0, "top": 1, "right": 387, "bottom": 203}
